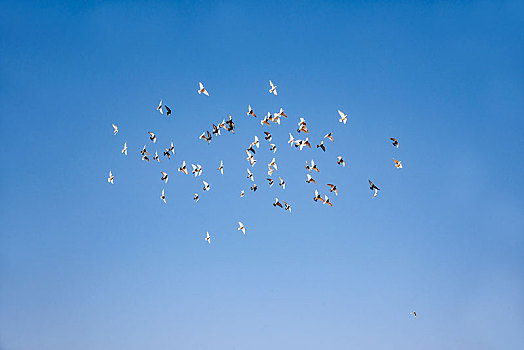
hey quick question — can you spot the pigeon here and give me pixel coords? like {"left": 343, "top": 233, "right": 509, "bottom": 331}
{"left": 269, "top": 144, "right": 277, "bottom": 153}
{"left": 212, "top": 124, "right": 220, "bottom": 136}
{"left": 141, "top": 145, "right": 149, "bottom": 156}
{"left": 324, "top": 133, "right": 334, "bottom": 142}
{"left": 247, "top": 105, "right": 257, "bottom": 118}
{"left": 178, "top": 161, "right": 188, "bottom": 174}
{"left": 161, "top": 171, "right": 168, "bottom": 183}
{"left": 273, "top": 198, "right": 283, "bottom": 208}
{"left": 160, "top": 189, "right": 166, "bottom": 203}
{"left": 323, "top": 195, "right": 333, "bottom": 207}
{"left": 226, "top": 114, "right": 235, "bottom": 133}
{"left": 276, "top": 108, "right": 288, "bottom": 118}
{"left": 410, "top": 311, "right": 417, "bottom": 318}
{"left": 279, "top": 176, "right": 285, "bottom": 189}
{"left": 163, "top": 149, "right": 171, "bottom": 159}
{"left": 148, "top": 132, "right": 156, "bottom": 143}
{"left": 153, "top": 151, "right": 161, "bottom": 163}
{"left": 194, "top": 193, "right": 199, "bottom": 202}
{"left": 327, "top": 184, "right": 338, "bottom": 195}
{"left": 338, "top": 110, "right": 347, "bottom": 124}
{"left": 369, "top": 180, "right": 380, "bottom": 198}
{"left": 192, "top": 164, "right": 203, "bottom": 177}
{"left": 247, "top": 169, "right": 254, "bottom": 181}
{"left": 250, "top": 184, "right": 258, "bottom": 192}
{"left": 121, "top": 142, "right": 127, "bottom": 155}
{"left": 269, "top": 80, "right": 278, "bottom": 95}
{"left": 198, "top": 82, "right": 209, "bottom": 96}
{"left": 157, "top": 100, "right": 163, "bottom": 114}
{"left": 390, "top": 138, "right": 399, "bottom": 148}
{"left": 202, "top": 181, "right": 210, "bottom": 191}
{"left": 310, "top": 160, "right": 320, "bottom": 172}
{"left": 267, "top": 178, "right": 274, "bottom": 187}
{"left": 313, "top": 189, "right": 324, "bottom": 203}
{"left": 264, "top": 132, "right": 272, "bottom": 141}
{"left": 247, "top": 146, "right": 256, "bottom": 155}
{"left": 288, "top": 133, "right": 295, "bottom": 146}
{"left": 241, "top": 190, "right": 245, "bottom": 197}
{"left": 107, "top": 170, "right": 114, "bottom": 184}
{"left": 251, "top": 136, "right": 260, "bottom": 149}
{"left": 283, "top": 201, "right": 291, "bottom": 212}
{"left": 269, "top": 158, "right": 278, "bottom": 171}
{"left": 142, "top": 155, "right": 149, "bottom": 163}
{"left": 168, "top": 141, "right": 175, "bottom": 155}
{"left": 393, "top": 159, "right": 403, "bottom": 169}
{"left": 306, "top": 174, "right": 316, "bottom": 184}
{"left": 205, "top": 232, "right": 211, "bottom": 244}
{"left": 297, "top": 118, "right": 308, "bottom": 133}
{"left": 199, "top": 131, "right": 212, "bottom": 144}
{"left": 337, "top": 156, "right": 345, "bottom": 167}
{"left": 317, "top": 140, "right": 326, "bottom": 152}
{"left": 238, "top": 222, "right": 246, "bottom": 235}
{"left": 112, "top": 124, "right": 118, "bottom": 135}
{"left": 267, "top": 166, "right": 274, "bottom": 176}
{"left": 218, "top": 160, "right": 224, "bottom": 175}
{"left": 165, "top": 105, "right": 171, "bottom": 117}
{"left": 261, "top": 114, "right": 271, "bottom": 126}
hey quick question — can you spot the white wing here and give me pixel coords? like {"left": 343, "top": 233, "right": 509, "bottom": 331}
{"left": 199, "top": 82, "right": 204, "bottom": 90}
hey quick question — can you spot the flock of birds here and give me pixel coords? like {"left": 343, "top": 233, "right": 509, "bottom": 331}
{"left": 107, "top": 80, "right": 415, "bottom": 318}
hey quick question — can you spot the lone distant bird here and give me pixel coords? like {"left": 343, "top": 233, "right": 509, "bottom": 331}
{"left": 390, "top": 138, "right": 399, "bottom": 148}
{"left": 369, "top": 180, "right": 380, "bottom": 198}
{"left": 273, "top": 198, "right": 283, "bottom": 208}
{"left": 161, "top": 171, "right": 168, "bottom": 183}
{"left": 157, "top": 100, "right": 163, "bottom": 114}
{"left": 202, "top": 181, "right": 210, "bottom": 191}
{"left": 306, "top": 174, "right": 316, "bottom": 184}
{"left": 218, "top": 160, "right": 224, "bottom": 175}
{"left": 165, "top": 105, "right": 171, "bottom": 117}
{"left": 112, "top": 124, "right": 118, "bottom": 135}
{"left": 338, "top": 110, "right": 347, "bottom": 124}
{"left": 107, "top": 170, "right": 114, "bottom": 184}
{"left": 247, "top": 105, "right": 257, "bottom": 118}
{"left": 178, "top": 161, "right": 188, "bottom": 174}
{"left": 337, "top": 156, "right": 345, "bottom": 167}
{"left": 317, "top": 140, "right": 326, "bottom": 152}
{"left": 160, "top": 189, "right": 166, "bottom": 203}
{"left": 198, "top": 82, "right": 209, "bottom": 96}
{"left": 410, "top": 311, "right": 417, "bottom": 318}
{"left": 393, "top": 159, "right": 403, "bottom": 168}
{"left": 324, "top": 133, "right": 334, "bottom": 142}
{"left": 121, "top": 142, "right": 127, "bottom": 155}
{"left": 327, "top": 184, "right": 338, "bottom": 195}
{"left": 238, "top": 222, "right": 246, "bottom": 235}
{"left": 269, "top": 80, "right": 278, "bottom": 95}
{"left": 205, "top": 232, "right": 211, "bottom": 244}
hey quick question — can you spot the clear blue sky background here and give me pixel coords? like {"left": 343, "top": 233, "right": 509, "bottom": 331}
{"left": 1, "top": 1, "right": 523, "bottom": 349}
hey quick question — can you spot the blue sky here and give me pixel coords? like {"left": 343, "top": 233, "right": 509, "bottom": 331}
{"left": 1, "top": 0, "right": 523, "bottom": 349}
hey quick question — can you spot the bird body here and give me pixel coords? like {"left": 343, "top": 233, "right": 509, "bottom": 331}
{"left": 198, "top": 82, "right": 209, "bottom": 96}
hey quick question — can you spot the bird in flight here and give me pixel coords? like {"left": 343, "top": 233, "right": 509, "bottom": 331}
{"left": 317, "top": 140, "right": 326, "bottom": 152}
{"left": 153, "top": 151, "right": 161, "bottom": 163}
{"left": 107, "top": 170, "right": 114, "bottom": 184}
{"left": 327, "top": 184, "right": 338, "bottom": 195}
{"left": 288, "top": 133, "right": 295, "bottom": 146}
{"left": 212, "top": 124, "right": 221, "bottom": 136}
{"left": 218, "top": 160, "right": 224, "bottom": 175}
{"left": 112, "top": 124, "right": 119, "bottom": 135}
{"left": 269, "top": 158, "right": 278, "bottom": 171}
{"left": 323, "top": 195, "right": 333, "bottom": 207}
{"left": 324, "top": 133, "right": 334, "bottom": 142}
{"left": 205, "top": 232, "right": 211, "bottom": 244}
{"left": 141, "top": 145, "right": 149, "bottom": 156}
{"left": 247, "top": 105, "right": 257, "bottom": 118}
{"left": 121, "top": 142, "right": 127, "bottom": 155}
{"left": 279, "top": 176, "right": 286, "bottom": 190}
{"left": 247, "top": 169, "right": 254, "bottom": 181}
{"left": 297, "top": 118, "right": 309, "bottom": 133}
{"left": 390, "top": 138, "right": 399, "bottom": 148}
{"left": 165, "top": 105, "right": 171, "bottom": 117}
{"left": 276, "top": 107, "right": 288, "bottom": 119}
{"left": 306, "top": 174, "right": 316, "bottom": 184}
{"left": 393, "top": 159, "right": 403, "bottom": 169}
{"left": 261, "top": 113, "right": 271, "bottom": 126}
{"left": 240, "top": 190, "right": 245, "bottom": 197}
{"left": 192, "top": 164, "right": 203, "bottom": 177}
{"left": 313, "top": 189, "right": 324, "bottom": 203}
{"left": 337, "top": 156, "right": 345, "bottom": 167}
{"left": 202, "top": 181, "right": 210, "bottom": 191}
{"left": 199, "top": 131, "right": 212, "bottom": 144}
{"left": 194, "top": 193, "right": 199, "bottom": 202}
{"left": 142, "top": 155, "right": 149, "bottom": 163}
{"left": 369, "top": 180, "right": 380, "bottom": 198}
{"left": 273, "top": 198, "right": 283, "bottom": 208}
{"left": 310, "top": 160, "right": 320, "bottom": 172}
{"left": 264, "top": 132, "right": 272, "bottom": 141}
{"left": 267, "top": 178, "right": 274, "bottom": 187}
{"left": 251, "top": 136, "right": 260, "bottom": 149}
{"left": 338, "top": 110, "right": 347, "bottom": 124}
{"left": 410, "top": 311, "right": 417, "bottom": 318}
{"left": 226, "top": 115, "right": 235, "bottom": 133}
{"left": 198, "top": 82, "right": 209, "bottom": 96}
{"left": 160, "top": 189, "right": 166, "bottom": 203}
{"left": 238, "top": 221, "right": 246, "bottom": 235}
{"left": 157, "top": 100, "right": 163, "bottom": 114}
{"left": 269, "top": 80, "right": 278, "bottom": 95}
{"left": 284, "top": 201, "right": 291, "bottom": 212}
{"left": 178, "top": 161, "right": 188, "bottom": 174}
{"left": 250, "top": 184, "right": 258, "bottom": 192}
{"left": 161, "top": 171, "right": 169, "bottom": 183}
{"left": 269, "top": 144, "right": 277, "bottom": 153}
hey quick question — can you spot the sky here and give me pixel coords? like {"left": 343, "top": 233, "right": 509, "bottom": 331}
{"left": 1, "top": 0, "right": 524, "bottom": 349}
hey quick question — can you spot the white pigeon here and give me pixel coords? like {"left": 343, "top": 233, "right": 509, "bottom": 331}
{"left": 269, "top": 158, "right": 278, "bottom": 171}
{"left": 178, "top": 160, "right": 188, "bottom": 174}
{"left": 247, "top": 169, "right": 254, "bottom": 181}
{"left": 238, "top": 221, "right": 246, "bottom": 235}
{"left": 218, "top": 160, "right": 224, "bottom": 174}
{"left": 157, "top": 100, "right": 163, "bottom": 114}
{"left": 252, "top": 136, "right": 260, "bottom": 148}
{"left": 198, "top": 82, "right": 209, "bottom": 96}
{"left": 269, "top": 80, "right": 278, "bottom": 95}
{"left": 270, "top": 144, "right": 277, "bottom": 153}
{"left": 107, "top": 170, "right": 114, "bottom": 184}
{"left": 161, "top": 171, "right": 168, "bottom": 183}
{"left": 338, "top": 110, "right": 347, "bottom": 124}
{"left": 205, "top": 232, "right": 211, "bottom": 244}
{"left": 393, "top": 159, "right": 403, "bottom": 169}
{"left": 192, "top": 164, "right": 203, "bottom": 177}
{"left": 194, "top": 193, "right": 199, "bottom": 202}
{"left": 288, "top": 133, "right": 295, "bottom": 146}
{"left": 279, "top": 176, "right": 285, "bottom": 189}
{"left": 112, "top": 124, "right": 118, "bottom": 135}
{"left": 160, "top": 189, "right": 166, "bottom": 203}
{"left": 202, "top": 181, "right": 210, "bottom": 191}
{"left": 121, "top": 142, "right": 127, "bottom": 155}
{"left": 148, "top": 131, "right": 156, "bottom": 143}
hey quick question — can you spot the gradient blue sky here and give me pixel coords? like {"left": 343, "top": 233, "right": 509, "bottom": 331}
{"left": 1, "top": 1, "right": 524, "bottom": 349}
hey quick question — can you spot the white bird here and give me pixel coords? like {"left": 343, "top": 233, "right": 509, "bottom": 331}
{"left": 273, "top": 197, "right": 283, "bottom": 208}
{"left": 270, "top": 144, "right": 277, "bottom": 153}
{"left": 393, "top": 159, "right": 403, "bottom": 169}
{"left": 369, "top": 180, "right": 380, "bottom": 198}
{"left": 276, "top": 107, "right": 288, "bottom": 118}
{"left": 198, "top": 82, "right": 209, "bottom": 96}
{"left": 194, "top": 193, "right": 199, "bottom": 202}
{"left": 338, "top": 110, "right": 347, "bottom": 124}
{"left": 205, "top": 232, "right": 211, "bottom": 244}
{"left": 161, "top": 189, "right": 166, "bottom": 203}
{"left": 269, "top": 80, "right": 278, "bottom": 95}
{"left": 157, "top": 100, "right": 163, "bottom": 114}
{"left": 288, "top": 133, "right": 295, "bottom": 146}
{"left": 192, "top": 164, "right": 203, "bottom": 177}
{"left": 323, "top": 195, "right": 333, "bottom": 207}
{"left": 178, "top": 160, "right": 188, "bottom": 174}
{"left": 121, "top": 142, "right": 127, "bottom": 155}
{"left": 112, "top": 124, "right": 118, "bottom": 135}
{"left": 251, "top": 136, "right": 260, "bottom": 148}
{"left": 247, "top": 105, "right": 257, "bottom": 118}
{"left": 314, "top": 189, "right": 325, "bottom": 203}
{"left": 238, "top": 221, "right": 246, "bottom": 235}
{"left": 153, "top": 151, "right": 161, "bottom": 163}
{"left": 269, "top": 158, "right": 278, "bottom": 171}
{"left": 202, "top": 180, "right": 210, "bottom": 191}
{"left": 148, "top": 132, "right": 156, "bottom": 143}
{"left": 284, "top": 201, "right": 291, "bottom": 212}
{"left": 240, "top": 190, "right": 245, "bottom": 197}
{"left": 161, "top": 171, "right": 168, "bottom": 183}
{"left": 310, "top": 160, "right": 320, "bottom": 172}
{"left": 306, "top": 173, "right": 315, "bottom": 184}
{"left": 279, "top": 176, "right": 285, "bottom": 189}
{"left": 324, "top": 133, "right": 334, "bottom": 142}
{"left": 247, "top": 169, "right": 254, "bottom": 181}
{"left": 218, "top": 160, "right": 224, "bottom": 175}
{"left": 107, "top": 170, "right": 114, "bottom": 184}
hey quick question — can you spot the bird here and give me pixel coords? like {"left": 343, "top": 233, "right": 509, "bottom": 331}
{"left": 393, "top": 159, "right": 403, "bottom": 168}
{"left": 178, "top": 161, "right": 188, "bottom": 174}
{"left": 160, "top": 189, "right": 166, "bottom": 203}
{"left": 198, "top": 82, "right": 209, "bottom": 96}
{"left": 192, "top": 164, "right": 203, "bottom": 177}
{"left": 157, "top": 100, "right": 163, "bottom": 114}
{"left": 269, "top": 158, "right": 278, "bottom": 171}
{"left": 273, "top": 198, "right": 283, "bottom": 208}
{"left": 310, "top": 160, "right": 320, "bottom": 172}
{"left": 369, "top": 180, "right": 380, "bottom": 198}
{"left": 279, "top": 176, "right": 285, "bottom": 189}
{"left": 269, "top": 144, "right": 277, "bottom": 153}
{"left": 303, "top": 138, "right": 311, "bottom": 148}
{"left": 264, "top": 132, "right": 272, "bottom": 141}
{"left": 261, "top": 114, "right": 271, "bottom": 126}
{"left": 267, "top": 178, "right": 274, "bottom": 187}
{"left": 205, "top": 232, "right": 211, "bottom": 244}
{"left": 107, "top": 170, "right": 114, "bottom": 184}
{"left": 163, "top": 149, "right": 171, "bottom": 159}
{"left": 337, "top": 156, "right": 345, "bottom": 167}
{"left": 338, "top": 110, "right": 347, "bottom": 124}
{"left": 317, "top": 140, "right": 326, "bottom": 152}
{"left": 297, "top": 118, "right": 309, "bottom": 133}
{"left": 142, "top": 155, "right": 149, "bottom": 163}
{"left": 313, "top": 189, "right": 324, "bottom": 203}
{"left": 306, "top": 174, "right": 316, "bottom": 184}
{"left": 226, "top": 115, "right": 235, "bottom": 133}
{"left": 288, "top": 133, "right": 295, "bottom": 146}
{"left": 305, "top": 160, "right": 311, "bottom": 172}
{"left": 212, "top": 123, "right": 220, "bottom": 136}
{"left": 112, "top": 124, "right": 118, "bottom": 135}
{"left": 141, "top": 145, "right": 149, "bottom": 156}
{"left": 247, "top": 169, "right": 254, "bottom": 181}
{"left": 323, "top": 195, "right": 333, "bottom": 207}
{"left": 194, "top": 193, "right": 199, "bottom": 202}
{"left": 269, "top": 80, "right": 278, "bottom": 95}
{"left": 240, "top": 190, "right": 245, "bottom": 197}
{"left": 153, "top": 151, "right": 161, "bottom": 163}
{"left": 247, "top": 146, "right": 256, "bottom": 155}
{"left": 324, "top": 133, "right": 334, "bottom": 142}
{"left": 250, "top": 184, "right": 258, "bottom": 192}
{"left": 168, "top": 141, "right": 175, "bottom": 155}
{"left": 247, "top": 105, "right": 257, "bottom": 118}
{"left": 218, "top": 160, "right": 224, "bottom": 175}
{"left": 161, "top": 171, "right": 168, "bottom": 183}
{"left": 276, "top": 107, "right": 287, "bottom": 118}
{"left": 238, "top": 222, "right": 246, "bottom": 235}
{"left": 327, "top": 184, "right": 338, "bottom": 195}
{"left": 251, "top": 136, "right": 260, "bottom": 149}
{"left": 218, "top": 120, "right": 227, "bottom": 132}
{"left": 267, "top": 166, "right": 274, "bottom": 176}
{"left": 165, "top": 105, "right": 171, "bottom": 117}
{"left": 410, "top": 311, "right": 417, "bottom": 318}
{"left": 121, "top": 142, "right": 127, "bottom": 155}
{"left": 202, "top": 181, "right": 210, "bottom": 191}
{"left": 199, "top": 131, "right": 212, "bottom": 144}
{"left": 284, "top": 201, "right": 291, "bottom": 212}
{"left": 390, "top": 138, "right": 399, "bottom": 148}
